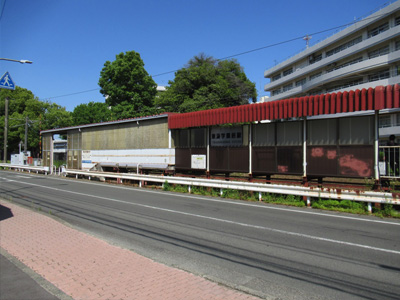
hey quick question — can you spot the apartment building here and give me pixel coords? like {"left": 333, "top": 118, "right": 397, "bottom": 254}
{"left": 264, "top": 1, "right": 400, "bottom": 101}
{"left": 263, "top": 1, "right": 400, "bottom": 140}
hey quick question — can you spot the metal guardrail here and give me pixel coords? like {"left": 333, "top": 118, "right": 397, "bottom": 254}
{"left": 0, "top": 163, "right": 50, "bottom": 174}
{"left": 1, "top": 164, "right": 398, "bottom": 210}
{"left": 62, "top": 169, "right": 398, "bottom": 206}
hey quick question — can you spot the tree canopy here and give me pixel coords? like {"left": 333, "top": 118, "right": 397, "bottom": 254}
{"left": 0, "top": 87, "right": 72, "bottom": 159}
{"left": 98, "top": 51, "right": 157, "bottom": 119}
{"left": 72, "top": 101, "right": 112, "bottom": 126}
{"left": 155, "top": 54, "right": 257, "bottom": 113}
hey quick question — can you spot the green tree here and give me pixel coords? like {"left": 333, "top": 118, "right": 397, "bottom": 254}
{"left": 0, "top": 87, "right": 72, "bottom": 159}
{"left": 72, "top": 101, "right": 112, "bottom": 126}
{"left": 155, "top": 54, "right": 257, "bottom": 113}
{"left": 98, "top": 51, "right": 157, "bottom": 119}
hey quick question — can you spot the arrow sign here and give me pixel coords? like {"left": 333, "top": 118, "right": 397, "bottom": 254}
{"left": 0, "top": 71, "right": 16, "bottom": 90}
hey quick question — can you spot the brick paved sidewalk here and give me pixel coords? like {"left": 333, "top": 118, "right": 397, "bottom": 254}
{"left": 0, "top": 200, "right": 261, "bottom": 300}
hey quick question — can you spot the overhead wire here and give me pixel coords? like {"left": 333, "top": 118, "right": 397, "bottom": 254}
{"left": 41, "top": 10, "right": 393, "bottom": 101}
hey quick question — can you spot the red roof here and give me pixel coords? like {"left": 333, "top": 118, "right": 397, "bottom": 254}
{"left": 168, "top": 84, "right": 400, "bottom": 129}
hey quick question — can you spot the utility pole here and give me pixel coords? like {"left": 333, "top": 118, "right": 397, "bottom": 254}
{"left": 3, "top": 97, "right": 9, "bottom": 162}
{"left": 24, "top": 116, "right": 28, "bottom": 154}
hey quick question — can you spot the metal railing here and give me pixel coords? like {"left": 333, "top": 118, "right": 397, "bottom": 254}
{"left": 0, "top": 163, "right": 50, "bottom": 174}
{"left": 379, "top": 145, "right": 400, "bottom": 178}
{"left": 1, "top": 164, "right": 398, "bottom": 210}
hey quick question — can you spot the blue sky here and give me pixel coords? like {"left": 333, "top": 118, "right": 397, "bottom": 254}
{"left": 0, "top": 0, "right": 393, "bottom": 112}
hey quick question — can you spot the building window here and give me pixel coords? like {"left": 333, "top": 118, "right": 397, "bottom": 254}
{"left": 310, "top": 72, "right": 322, "bottom": 80}
{"left": 367, "top": 22, "right": 389, "bottom": 38}
{"left": 272, "top": 74, "right": 281, "bottom": 82}
{"left": 368, "top": 45, "right": 390, "bottom": 59}
{"left": 272, "top": 89, "right": 281, "bottom": 96}
{"left": 368, "top": 69, "right": 390, "bottom": 82}
{"left": 397, "top": 113, "right": 400, "bottom": 126}
{"left": 283, "top": 68, "right": 293, "bottom": 77}
{"left": 295, "top": 78, "right": 306, "bottom": 87}
{"left": 379, "top": 115, "right": 392, "bottom": 128}
{"left": 309, "top": 53, "right": 322, "bottom": 64}
{"left": 397, "top": 65, "right": 400, "bottom": 76}
{"left": 326, "top": 78, "right": 364, "bottom": 93}
{"left": 326, "top": 57, "right": 363, "bottom": 73}
{"left": 326, "top": 36, "right": 362, "bottom": 57}
{"left": 396, "top": 40, "right": 400, "bottom": 51}
{"left": 395, "top": 16, "right": 400, "bottom": 26}
{"left": 282, "top": 83, "right": 293, "bottom": 92}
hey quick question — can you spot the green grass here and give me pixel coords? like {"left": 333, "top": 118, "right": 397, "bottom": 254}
{"left": 162, "top": 180, "right": 399, "bottom": 218}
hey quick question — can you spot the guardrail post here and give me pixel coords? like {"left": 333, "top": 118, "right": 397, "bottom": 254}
{"left": 306, "top": 196, "right": 311, "bottom": 207}
{"left": 88, "top": 176, "right": 91, "bottom": 181}
{"left": 188, "top": 185, "right": 191, "bottom": 193}
{"left": 220, "top": 188, "right": 223, "bottom": 197}
{"left": 368, "top": 202, "right": 372, "bottom": 213}
{"left": 139, "top": 181, "right": 142, "bottom": 188}
{"left": 258, "top": 192, "right": 262, "bottom": 202}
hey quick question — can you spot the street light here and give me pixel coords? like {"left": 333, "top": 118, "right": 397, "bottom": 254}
{"left": 2, "top": 57, "right": 33, "bottom": 163}
{"left": 0, "top": 58, "right": 33, "bottom": 64}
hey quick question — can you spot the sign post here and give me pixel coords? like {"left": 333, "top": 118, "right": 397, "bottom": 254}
{"left": 1, "top": 72, "right": 16, "bottom": 162}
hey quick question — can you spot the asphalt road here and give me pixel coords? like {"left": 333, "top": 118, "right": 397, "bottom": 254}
{"left": 1, "top": 170, "right": 399, "bottom": 300}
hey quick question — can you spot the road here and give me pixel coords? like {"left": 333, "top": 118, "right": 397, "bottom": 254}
{"left": 1, "top": 170, "right": 399, "bottom": 300}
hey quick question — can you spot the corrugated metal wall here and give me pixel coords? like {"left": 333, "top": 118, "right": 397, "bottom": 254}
{"left": 41, "top": 134, "right": 52, "bottom": 167}
{"left": 67, "top": 130, "right": 82, "bottom": 169}
{"left": 82, "top": 118, "right": 169, "bottom": 150}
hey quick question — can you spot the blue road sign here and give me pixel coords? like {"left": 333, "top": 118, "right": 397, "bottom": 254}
{"left": 0, "top": 72, "right": 16, "bottom": 90}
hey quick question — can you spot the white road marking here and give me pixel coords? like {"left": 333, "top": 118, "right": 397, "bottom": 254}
{"left": 2, "top": 177, "right": 400, "bottom": 255}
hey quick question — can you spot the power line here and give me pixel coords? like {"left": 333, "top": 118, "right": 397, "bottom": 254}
{"left": 0, "top": 0, "right": 6, "bottom": 22}
{"left": 42, "top": 11, "right": 392, "bottom": 101}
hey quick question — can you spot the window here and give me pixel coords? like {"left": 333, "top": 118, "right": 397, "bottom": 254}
{"left": 367, "top": 22, "right": 389, "bottom": 38}
{"left": 309, "top": 53, "right": 322, "bottom": 64}
{"left": 283, "top": 68, "right": 293, "bottom": 77}
{"left": 177, "top": 129, "right": 190, "bottom": 148}
{"left": 396, "top": 40, "right": 400, "bottom": 51}
{"left": 277, "top": 121, "right": 302, "bottom": 146}
{"left": 379, "top": 115, "right": 392, "bottom": 128}
{"left": 310, "top": 72, "right": 322, "bottom": 80}
{"left": 395, "top": 16, "right": 400, "bottom": 26}
{"left": 295, "top": 78, "right": 306, "bottom": 87}
{"left": 308, "top": 119, "right": 337, "bottom": 145}
{"left": 272, "top": 89, "right": 281, "bottom": 96}
{"left": 397, "top": 113, "right": 400, "bottom": 126}
{"left": 368, "top": 69, "right": 390, "bottom": 82}
{"left": 253, "top": 123, "right": 275, "bottom": 147}
{"left": 326, "top": 57, "right": 363, "bottom": 73}
{"left": 282, "top": 83, "right": 293, "bottom": 92}
{"left": 339, "top": 116, "right": 374, "bottom": 145}
{"left": 397, "top": 65, "right": 400, "bottom": 76}
{"left": 326, "top": 36, "right": 362, "bottom": 57}
{"left": 190, "top": 128, "right": 206, "bottom": 148}
{"left": 272, "top": 74, "right": 281, "bottom": 82}
{"left": 326, "top": 78, "right": 364, "bottom": 93}
{"left": 368, "top": 45, "right": 390, "bottom": 59}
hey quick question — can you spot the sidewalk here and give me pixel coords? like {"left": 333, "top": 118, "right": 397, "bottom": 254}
{"left": 0, "top": 200, "right": 261, "bottom": 300}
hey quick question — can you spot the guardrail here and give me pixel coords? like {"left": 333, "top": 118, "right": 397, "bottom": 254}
{"left": 63, "top": 169, "right": 398, "bottom": 210}
{"left": 0, "top": 163, "right": 50, "bottom": 174}
{"left": 1, "top": 164, "right": 398, "bottom": 211}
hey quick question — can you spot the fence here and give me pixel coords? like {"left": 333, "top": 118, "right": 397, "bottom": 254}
{"left": 379, "top": 145, "right": 400, "bottom": 179}
{"left": 1, "top": 163, "right": 398, "bottom": 212}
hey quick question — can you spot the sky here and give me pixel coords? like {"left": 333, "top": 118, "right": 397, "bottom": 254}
{"left": 0, "top": 0, "right": 395, "bottom": 112}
